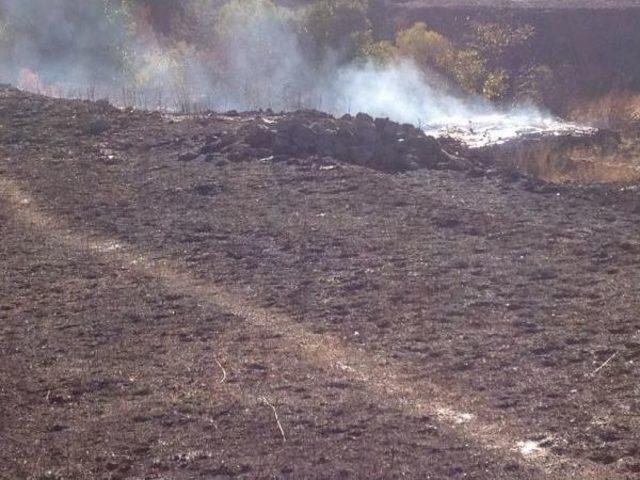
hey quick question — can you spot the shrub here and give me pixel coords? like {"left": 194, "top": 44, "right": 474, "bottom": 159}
{"left": 467, "top": 22, "right": 535, "bottom": 61}
{"left": 352, "top": 30, "right": 398, "bottom": 64}
{"left": 393, "top": 22, "right": 513, "bottom": 99}
{"left": 396, "top": 23, "right": 454, "bottom": 69}
{"left": 482, "top": 69, "right": 510, "bottom": 100}
{"left": 448, "top": 49, "right": 487, "bottom": 95}
{"left": 299, "top": 0, "right": 370, "bottom": 63}
{"left": 515, "top": 64, "right": 556, "bottom": 104}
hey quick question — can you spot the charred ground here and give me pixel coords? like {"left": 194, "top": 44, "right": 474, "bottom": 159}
{"left": 1, "top": 87, "right": 640, "bottom": 479}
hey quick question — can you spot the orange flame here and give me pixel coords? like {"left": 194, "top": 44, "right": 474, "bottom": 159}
{"left": 17, "top": 68, "right": 62, "bottom": 97}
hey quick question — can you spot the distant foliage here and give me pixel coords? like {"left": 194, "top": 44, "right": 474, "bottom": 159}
{"left": 348, "top": 20, "right": 538, "bottom": 102}
{"left": 1, "top": 0, "right": 582, "bottom": 110}
{"left": 482, "top": 69, "right": 510, "bottom": 101}
{"left": 351, "top": 30, "right": 397, "bottom": 63}
{"left": 396, "top": 23, "right": 454, "bottom": 68}
{"left": 515, "top": 64, "right": 556, "bottom": 104}
{"left": 216, "top": 0, "right": 293, "bottom": 37}
{"left": 448, "top": 49, "right": 487, "bottom": 95}
{"left": 466, "top": 22, "right": 535, "bottom": 61}
{"left": 299, "top": 0, "right": 370, "bottom": 62}
{"left": 464, "top": 22, "right": 535, "bottom": 100}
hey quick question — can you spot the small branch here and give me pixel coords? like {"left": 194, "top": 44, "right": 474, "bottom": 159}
{"left": 215, "top": 358, "right": 227, "bottom": 384}
{"left": 592, "top": 351, "right": 618, "bottom": 375}
{"left": 260, "top": 396, "right": 287, "bottom": 443}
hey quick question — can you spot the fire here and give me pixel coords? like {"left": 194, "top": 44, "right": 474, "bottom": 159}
{"left": 16, "top": 68, "right": 61, "bottom": 97}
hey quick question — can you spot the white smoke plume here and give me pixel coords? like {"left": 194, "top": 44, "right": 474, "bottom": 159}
{"left": 0, "top": 0, "right": 582, "bottom": 145}
{"left": 0, "top": 0, "right": 130, "bottom": 89}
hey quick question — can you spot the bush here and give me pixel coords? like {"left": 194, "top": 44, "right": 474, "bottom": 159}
{"left": 447, "top": 49, "right": 487, "bottom": 95}
{"left": 515, "top": 64, "right": 556, "bottom": 104}
{"left": 393, "top": 22, "right": 512, "bottom": 99}
{"left": 467, "top": 22, "right": 535, "bottom": 61}
{"left": 482, "top": 69, "right": 510, "bottom": 101}
{"left": 352, "top": 30, "right": 397, "bottom": 63}
{"left": 299, "top": 0, "right": 370, "bottom": 63}
{"left": 396, "top": 23, "right": 454, "bottom": 69}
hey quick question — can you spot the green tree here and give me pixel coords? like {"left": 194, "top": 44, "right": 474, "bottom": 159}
{"left": 465, "top": 21, "right": 535, "bottom": 99}
{"left": 396, "top": 23, "right": 454, "bottom": 68}
{"left": 394, "top": 21, "right": 523, "bottom": 99}
{"left": 515, "top": 64, "right": 556, "bottom": 104}
{"left": 394, "top": 23, "right": 489, "bottom": 96}
{"left": 482, "top": 69, "right": 510, "bottom": 100}
{"left": 352, "top": 29, "right": 397, "bottom": 63}
{"left": 449, "top": 49, "right": 487, "bottom": 95}
{"left": 299, "top": 0, "right": 370, "bottom": 62}
{"left": 467, "top": 22, "right": 534, "bottom": 61}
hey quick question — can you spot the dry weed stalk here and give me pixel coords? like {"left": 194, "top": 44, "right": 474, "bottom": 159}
{"left": 259, "top": 396, "right": 287, "bottom": 443}
{"left": 591, "top": 351, "right": 618, "bottom": 376}
{"left": 215, "top": 358, "right": 227, "bottom": 384}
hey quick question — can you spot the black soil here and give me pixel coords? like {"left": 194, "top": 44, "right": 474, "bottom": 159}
{"left": 1, "top": 88, "right": 639, "bottom": 479}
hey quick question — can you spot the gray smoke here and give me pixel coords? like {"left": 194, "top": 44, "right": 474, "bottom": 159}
{"left": 0, "top": 0, "right": 570, "bottom": 142}
{"left": 0, "top": 0, "right": 130, "bottom": 88}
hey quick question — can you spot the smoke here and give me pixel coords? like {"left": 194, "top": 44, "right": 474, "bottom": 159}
{"left": 0, "top": 0, "right": 130, "bottom": 88}
{"left": 210, "top": 0, "right": 313, "bottom": 110}
{"left": 327, "top": 60, "right": 482, "bottom": 125}
{"left": 0, "top": 0, "right": 571, "bottom": 144}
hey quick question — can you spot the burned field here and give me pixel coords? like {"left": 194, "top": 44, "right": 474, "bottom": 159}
{"left": 1, "top": 86, "right": 640, "bottom": 479}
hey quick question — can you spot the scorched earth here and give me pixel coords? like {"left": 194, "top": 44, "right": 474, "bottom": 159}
{"left": 0, "top": 86, "right": 639, "bottom": 479}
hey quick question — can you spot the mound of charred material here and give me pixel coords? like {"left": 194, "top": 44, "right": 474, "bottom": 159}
{"left": 1, "top": 85, "right": 468, "bottom": 174}
{"left": 209, "top": 111, "right": 469, "bottom": 173}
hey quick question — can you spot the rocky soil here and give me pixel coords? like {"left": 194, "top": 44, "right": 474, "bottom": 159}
{"left": 1, "top": 87, "right": 640, "bottom": 479}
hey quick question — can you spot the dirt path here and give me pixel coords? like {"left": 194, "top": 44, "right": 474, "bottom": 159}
{"left": 0, "top": 173, "right": 624, "bottom": 480}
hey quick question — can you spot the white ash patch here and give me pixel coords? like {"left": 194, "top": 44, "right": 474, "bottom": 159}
{"left": 516, "top": 437, "right": 553, "bottom": 457}
{"left": 336, "top": 362, "right": 359, "bottom": 375}
{"left": 93, "top": 241, "right": 122, "bottom": 253}
{"left": 424, "top": 115, "right": 595, "bottom": 148}
{"left": 436, "top": 407, "right": 476, "bottom": 424}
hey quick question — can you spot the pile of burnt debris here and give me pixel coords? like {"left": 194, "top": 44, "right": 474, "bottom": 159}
{"left": 182, "top": 111, "right": 471, "bottom": 173}
{"left": 5, "top": 85, "right": 631, "bottom": 181}
{"left": 179, "top": 110, "right": 626, "bottom": 180}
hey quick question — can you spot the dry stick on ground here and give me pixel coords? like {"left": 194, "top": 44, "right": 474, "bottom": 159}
{"left": 260, "top": 397, "right": 287, "bottom": 443}
{"left": 215, "top": 358, "right": 227, "bottom": 384}
{"left": 591, "top": 351, "right": 618, "bottom": 376}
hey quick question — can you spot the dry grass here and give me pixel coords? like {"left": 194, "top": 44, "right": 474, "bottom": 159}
{"left": 569, "top": 92, "right": 640, "bottom": 131}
